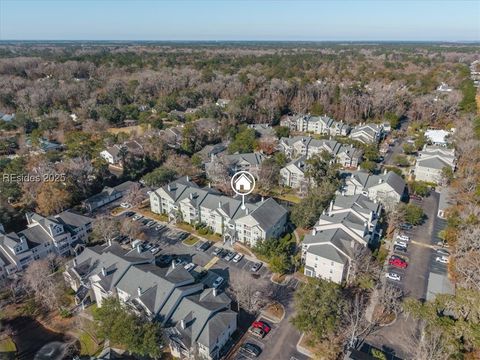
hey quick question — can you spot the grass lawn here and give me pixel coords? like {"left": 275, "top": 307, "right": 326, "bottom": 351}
{"left": 78, "top": 331, "right": 100, "bottom": 356}
{"left": 175, "top": 223, "right": 222, "bottom": 242}
{"left": 274, "top": 192, "right": 302, "bottom": 204}
{"left": 0, "top": 337, "right": 16, "bottom": 353}
{"left": 182, "top": 236, "right": 199, "bottom": 246}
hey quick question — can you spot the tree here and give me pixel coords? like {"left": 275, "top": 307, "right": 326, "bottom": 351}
{"left": 274, "top": 126, "right": 290, "bottom": 139}
{"left": 410, "top": 181, "right": 430, "bottom": 197}
{"left": 441, "top": 166, "right": 454, "bottom": 185}
{"left": 228, "top": 126, "right": 256, "bottom": 154}
{"left": 292, "top": 278, "right": 345, "bottom": 341}
{"left": 385, "top": 112, "right": 400, "bottom": 130}
{"left": 305, "top": 150, "right": 337, "bottom": 185}
{"left": 403, "top": 143, "right": 416, "bottom": 155}
{"left": 123, "top": 182, "right": 144, "bottom": 207}
{"left": 415, "top": 133, "right": 427, "bottom": 150}
{"left": 92, "top": 216, "right": 121, "bottom": 244}
{"left": 23, "top": 259, "right": 64, "bottom": 311}
{"left": 258, "top": 158, "right": 280, "bottom": 194}
{"left": 291, "top": 182, "right": 337, "bottom": 228}
{"left": 360, "top": 160, "right": 376, "bottom": 173}
{"left": 394, "top": 154, "right": 410, "bottom": 167}
{"left": 36, "top": 182, "right": 72, "bottom": 216}
{"left": 404, "top": 203, "right": 425, "bottom": 225}
{"left": 93, "top": 298, "right": 163, "bottom": 358}
{"left": 269, "top": 254, "right": 290, "bottom": 275}
{"left": 363, "top": 145, "right": 380, "bottom": 162}
{"left": 228, "top": 272, "right": 264, "bottom": 313}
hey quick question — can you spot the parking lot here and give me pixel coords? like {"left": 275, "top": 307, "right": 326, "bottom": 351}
{"left": 385, "top": 191, "right": 449, "bottom": 299}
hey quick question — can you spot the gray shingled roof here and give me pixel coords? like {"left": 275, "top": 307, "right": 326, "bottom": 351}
{"left": 416, "top": 157, "right": 451, "bottom": 170}
{"left": 116, "top": 263, "right": 195, "bottom": 315}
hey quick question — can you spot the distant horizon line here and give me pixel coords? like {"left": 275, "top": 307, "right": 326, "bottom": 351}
{"left": 0, "top": 39, "right": 479, "bottom": 44}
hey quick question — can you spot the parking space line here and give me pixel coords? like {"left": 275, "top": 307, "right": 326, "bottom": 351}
{"left": 204, "top": 256, "right": 219, "bottom": 270}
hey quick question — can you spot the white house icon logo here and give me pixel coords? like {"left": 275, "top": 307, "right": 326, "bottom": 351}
{"left": 230, "top": 171, "right": 256, "bottom": 209}
{"left": 234, "top": 173, "right": 253, "bottom": 192}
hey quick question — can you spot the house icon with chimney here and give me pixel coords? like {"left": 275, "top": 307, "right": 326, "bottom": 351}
{"left": 234, "top": 173, "right": 253, "bottom": 192}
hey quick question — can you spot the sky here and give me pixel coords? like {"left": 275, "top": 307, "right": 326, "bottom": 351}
{"left": 0, "top": 0, "right": 479, "bottom": 42}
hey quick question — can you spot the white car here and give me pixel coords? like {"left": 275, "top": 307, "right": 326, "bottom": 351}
{"left": 184, "top": 263, "right": 195, "bottom": 272}
{"left": 233, "top": 253, "right": 244, "bottom": 263}
{"left": 132, "top": 214, "right": 143, "bottom": 221}
{"left": 396, "top": 234, "right": 410, "bottom": 241}
{"left": 435, "top": 256, "right": 449, "bottom": 264}
{"left": 394, "top": 240, "right": 408, "bottom": 248}
{"left": 212, "top": 276, "right": 224, "bottom": 289}
{"left": 385, "top": 272, "right": 401, "bottom": 281}
{"left": 120, "top": 202, "right": 131, "bottom": 208}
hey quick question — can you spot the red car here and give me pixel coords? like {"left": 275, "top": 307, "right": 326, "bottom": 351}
{"left": 389, "top": 256, "right": 408, "bottom": 269}
{"left": 252, "top": 320, "right": 271, "bottom": 334}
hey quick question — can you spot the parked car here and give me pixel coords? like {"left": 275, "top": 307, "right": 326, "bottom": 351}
{"left": 120, "top": 202, "right": 131, "bottom": 208}
{"left": 124, "top": 211, "right": 135, "bottom": 217}
{"left": 146, "top": 220, "right": 156, "bottom": 227}
{"left": 393, "top": 245, "right": 407, "bottom": 253}
{"left": 240, "top": 343, "right": 262, "bottom": 357}
{"left": 144, "top": 243, "right": 153, "bottom": 250}
{"left": 184, "top": 263, "right": 196, "bottom": 272}
{"left": 248, "top": 326, "right": 265, "bottom": 338}
{"left": 252, "top": 320, "right": 271, "bottom": 334}
{"left": 394, "top": 240, "right": 408, "bottom": 248}
{"left": 150, "top": 246, "right": 160, "bottom": 254}
{"left": 399, "top": 223, "right": 413, "bottom": 230}
{"left": 389, "top": 256, "right": 408, "bottom": 269}
{"left": 435, "top": 256, "right": 449, "bottom": 264}
{"left": 141, "top": 219, "right": 149, "bottom": 225}
{"left": 224, "top": 252, "right": 236, "bottom": 261}
{"left": 212, "top": 276, "right": 224, "bottom": 289}
{"left": 212, "top": 247, "right": 223, "bottom": 256}
{"left": 173, "top": 258, "right": 183, "bottom": 266}
{"left": 233, "top": 253, "right": 244, "bottom": 263}
{"left": 396, "top": 234, "right": 410, "bottom": 241}
{"left": 436, "top": 248, "right": 450, "bottom": 256}
{"left": 197, "top": 241, "right": 212, "bottom": 252}
{"left": 132, "top": 214, "right": 143, "bottom": 221}
{"left": 251, "top": 262, "right": 262, "bottom": 272}
{"left": 385, "top": 272, "right": 401, "bottom": 281}
{"left": 154, "top": 224, "right": 164, "bottom": 231}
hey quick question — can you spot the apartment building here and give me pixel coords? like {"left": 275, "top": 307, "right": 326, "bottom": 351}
{"left": 150, "top": 177, "right": 287, "bottom": 247}
{"left": 302, "top": 194, "right": 382, "bottom": 284}
{"left": 0, "top": 210, "right": 92, "bottom": 278}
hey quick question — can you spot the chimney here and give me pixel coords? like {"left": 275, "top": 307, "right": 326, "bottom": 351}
{"left": 329, "top": 200, "right": 334, "bottom": 213}
{"left": 213, "top": 288, "right": 218, "bottom": 297}
{"left": 180, "top": 319, "right": 186, "bottom": 329}
{"left": 312, "top": 228, "right": 317, "bottom": 236}
{"left": 189, "top": 193, "right": 193, "bottom": 200}
{"left": 383, "top": 169, "right": 388, "bottom": 175}
{"left": 101, "top": 267, "right": 107, "bottom": 276}
{"left": 261, "top": 196, "right": 264, "bottom": 202}
{"left": 208, "top": 182, "right": 211, "bottom": 188}
{"left": 245, "top": 208, "right": 249, "bottom": 215}
{"left": 108, "top": 238, "right": 112, "bottom": 247}
{"left": 378, "top": 179, "right": 383, "bottom": 184}
{"left": 137, "top": 286, "right": 142, "bottom": 297}
{"left": 136, "top": 244, "right": 142, "bottom": 253}
{"left": 171, "top": 261, "right": 176, "bottom": 269}
{"left": 72, "top": 258, "right": 77, "bottom": 267}
{"left": 186, "top": 175, "right": 190, "bottom": 182}
{"left": 218, "top": 201, "right": 222, "bottom": 208}
{"left": 167, "top": 184, "right": 171, "bottom": 191}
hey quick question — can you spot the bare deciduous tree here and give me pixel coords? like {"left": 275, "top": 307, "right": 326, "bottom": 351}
{"left": 23, "top": 259, "right": 63, "bottom": 311}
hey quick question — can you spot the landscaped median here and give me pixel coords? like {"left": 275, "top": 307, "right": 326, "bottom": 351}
{"left": 261, "top": 301, "right": 285, "bottom": 323}
{"left": 182, "top": 235, "right": 199, "bottom": 246}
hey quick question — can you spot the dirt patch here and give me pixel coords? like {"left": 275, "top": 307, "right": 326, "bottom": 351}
{"left": 271, "top": 273, "right": 287, "bottom": 284}
{"left": 233, "top": 243, "right": 254, "bottom": 257}
{"left": 261, "top": 302, "right": 284, "bottom": 323}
